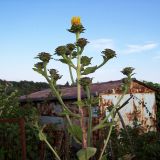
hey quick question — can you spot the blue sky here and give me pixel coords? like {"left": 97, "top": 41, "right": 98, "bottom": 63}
{"left": 0, "top": 0, "right": 160, "bottom": 84}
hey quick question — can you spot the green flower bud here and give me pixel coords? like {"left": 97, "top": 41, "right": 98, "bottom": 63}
{"left": 49, "top": 69, "right": 62, "bottom": 81}
{"left": 55, "top": 46, "right": 70, "bottom": 56}
{"left": 102, "top": 49, "right": 116, "bottom": 61}
{"left": 81, "top": 56, "right": 92, "bottom": 66}
{"left": 72, "top": 51, "right": 78, "bottom": 58}
{"left": 76, "top": 38, "right": 88, "bottom": 48}
{"left": 68, "top": 24, "right": 85, "bottom": 33}
{"left": 34, "top": 62, "right": 45, "bottom": 70}
{"left": 121, "top": 67, "right": 135, "bottom": 77}
{"left": 35, "top": 52, "right": 52, "bottom": 62}
{"left": 55, "top": 46, "right": 67, "bottom": 56}
{"left": 66, "top": 43, "right": 75, "bottom": 52}
{"left": 80, "top": 77, "right": 92, "bottom": 87}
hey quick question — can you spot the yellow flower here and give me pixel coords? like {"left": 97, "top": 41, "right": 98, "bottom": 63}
{"left": 71, "top": 16, "right": 81, "bottom": 25}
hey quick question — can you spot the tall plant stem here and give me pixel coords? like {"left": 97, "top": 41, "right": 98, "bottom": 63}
{"left": 69, "top": 65, "right": 75, "bottom": 85}
{"left": 93, "top": 84, "right": 129, "bottom": 131}
{"left": 43, "top": 65, "right": 79, "bottom": 123}
{"left": 98, "top": 81, "right": 131, "bottom": 159}
{"left": 76, "top": 32, "right": 87, "bottom": 149}
{"left": 76, "top": 32, "right": 81, "bottom": 101}
{"left": 42, "top": 64, "right": 82, "bottom": 145}
{"left": 69, "top": 54, "right": 75, "bottom": 85}
{"left": 117, "top": 110, "right": 134, "bottom": 154}
{"left": 44, "top": 138, "right": 61, "bottom": 160}
{"left": 86, "top": 86, "right": 92, "bottom": 147}
{"left": 98, "top": 124, "right": 113, "bottom": 160}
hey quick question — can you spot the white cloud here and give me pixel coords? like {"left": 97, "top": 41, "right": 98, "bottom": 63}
{"left": 86, "top": 38, "right": 115, "bottom": 52}
{"left": 123, "top": 42, "right": 158, "bottom": 54}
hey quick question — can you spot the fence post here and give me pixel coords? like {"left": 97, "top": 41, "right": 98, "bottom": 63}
{"left": 19, "top": 118, "right": 26, "bottom": 160}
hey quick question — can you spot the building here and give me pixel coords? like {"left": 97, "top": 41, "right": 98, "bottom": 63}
{"left": 20, "top": 79, "right": 157, "bottom": 132}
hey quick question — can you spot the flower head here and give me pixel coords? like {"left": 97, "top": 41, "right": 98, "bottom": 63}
{"left": 34, "top": 62, "right": 45, "bottom": 70}
{"left": 121, "top": 67, "right": 135, "bottom": 77}
{"left": 80, "top": 77, "right": 92, "bottom": 87}
{"left": 71, "top": 16, "right": 81, "bottom": 25}
{"left": 49, "top": 69, "right": 62, "bottom": 81}
{"left": 81, "top": 56, "right": 92, "bottom": 66}
{"left": 102, "top": 49, "right": 116, "bottom": 61}
{"left": 66, "top": 43, "right": 75, "bottom": 52}
{"left": 55, "top": 46, "right": 67, "bottom": 56}
{"left": 35, "top": 52, "right": 52, "bottom": 63}
{"left": 76, "top": 38, "right": 88, "bottom": 48}
{"left": 68, "top": 16, "right": 85, "bottom": 33}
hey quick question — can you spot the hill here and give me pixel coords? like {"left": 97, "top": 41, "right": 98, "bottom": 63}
{"left": 0, "top": 79, "right": 49, "bottom": 96}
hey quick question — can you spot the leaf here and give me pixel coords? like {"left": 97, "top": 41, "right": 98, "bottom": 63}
{"left": 68, "top": 124, "right": 82, "bottom": 142}
{"left": 38, "top": 130, "right": 46, "bottom": 141}
{"left": 81, "top": 66, "right": 97, "bottom": 75}
{"left": 59, "top": 58, "right": 70, "bottom": 65}
{"left": 60, "top": 110, "right": 71, "bottom": 115}
{"left": 102, "top": 55, "right": 108, "bottom": 62}
{"left": 77, "top": 147, "right": 97, "bottom": 160}
{"left": 92, "top": 122, "right": 114, "bottom": 131}
{"left": 90, "top": 96, "right": 99, "bottom": 106}
{"left": 73, "top": 100, "right": 85, "bottom": 107}
{"left": 81, "top": 56, "right": 92, "bottom": 66}
{"left": 101, "top": 154, "right": 108, "bottom": 160}
{"left": 32, "top": 68, "right": 42, "bottom": 74}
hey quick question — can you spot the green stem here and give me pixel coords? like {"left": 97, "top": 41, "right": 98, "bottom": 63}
{"left": 98, "top": 124, "right": 113, "bottom": 160}
{"left": 117, "top": 110, "right": 134, "bottom": 154}
{"left": 44, "top": 138, "right": 61, "bottom": 160}
{"left": 92, "top": 84, "right": 129, "bottom": 131}
{"left": 96, "top": 60, "right": 107, "bottom": 70}
{"left": 76, "top": 32, "right": 81, "bottom": 101}
{"left": 86, "top": 86, "right": 92, "bottom": 147}
{"left": 43, "top": 65, "right": 80, "bottom": 118}
{"left": 69, "top": 54, "right": 75, "bottom": 85}
{"left": 62, "top": 54, "right": 77, "bottom": 70}
{"left": 42, "top": 63, "right": 83, "bottom": 144}
{"left": 76, "top": 32, "right": 87, "bottom": 149}
{"left": 98, "top": 78, "right": 131, "bottom": 159}
{"left": 35, "top": 124, "right": 61, "bottom": 160}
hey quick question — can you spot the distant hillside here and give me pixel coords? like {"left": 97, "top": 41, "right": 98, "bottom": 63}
{"left": 0, "top": 79, "right": 49, "bottom": 96}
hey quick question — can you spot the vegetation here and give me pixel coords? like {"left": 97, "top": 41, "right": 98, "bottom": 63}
{"left": 0, "top": 82, "right": 40, "bottom": 160}
{"left": 143, "top": 81, "right": 160, "bottom": 129}
{"left": 0, "top": 79, "right": 49, "bottom": 96}
{"left": 108, "top": 125, "right": 160, "bottom": 160}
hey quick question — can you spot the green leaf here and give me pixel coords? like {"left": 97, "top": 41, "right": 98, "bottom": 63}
{"left": 92, "top": 122, "right": 114, "bottom": 131}
{"left": 101, "top": 154, "right": 108, "bottom": 160}
{"left": 77, "top": 147, "right": 97, "bottom": 160}
{"left": 90, "top": 96, "right": 99, "bottom": 106}
{"left": 73, "top": 100, "right": 85, "bottom": 107}
{"left": 102, "top": 55, "right": 108, "bottom": 62}
{"left": 60, "top": 110, "right": 71, "bottom": 116}
{"left": 59, "top": 58, "right": 70, "bottom": 65}
{"left": 81, "top": 66, "right": 97, "bottom": 75}
{"left": 32, "top": 68, "right": 42, "bottom": 74}
{"left": 68, "top": 124, "right": 82, "bottom": 142}
{"left": 81, "top": 56, "right": 92, "bottom": 66}
{"left": 38, "top": 130, "right": 46, "bottom": 141}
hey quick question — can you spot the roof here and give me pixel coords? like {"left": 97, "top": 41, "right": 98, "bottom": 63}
{"left": 19, "top": 79, "right": 156, "bottom": 102}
